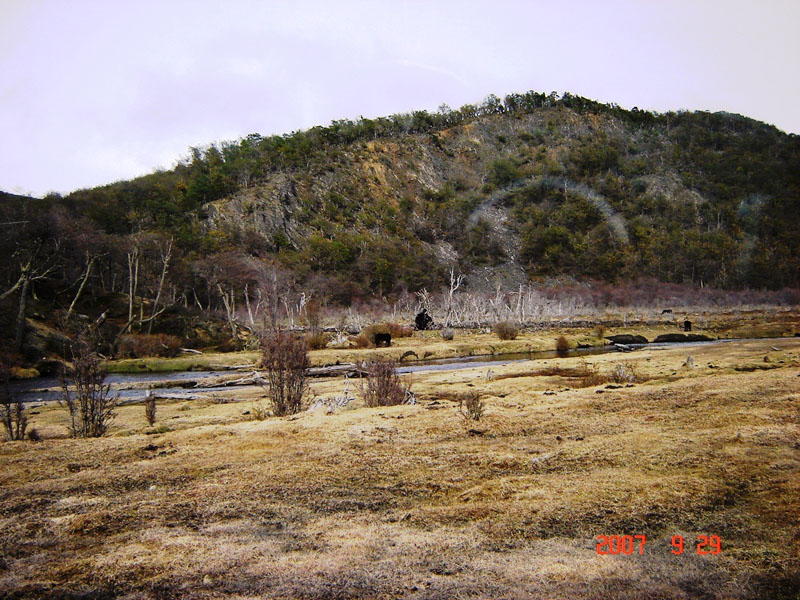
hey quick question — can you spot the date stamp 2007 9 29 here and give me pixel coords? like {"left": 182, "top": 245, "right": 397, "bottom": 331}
{"left": 596, "top": 535, "right": 721, "bottom": 555}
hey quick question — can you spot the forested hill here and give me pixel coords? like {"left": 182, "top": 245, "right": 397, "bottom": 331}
{"left": 1, "top": 91, "right": 799, "bottom": 336}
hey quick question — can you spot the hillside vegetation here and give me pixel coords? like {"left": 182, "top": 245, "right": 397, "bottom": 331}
{"left": 1, "top": 91, "right": 799, "bottom": 359}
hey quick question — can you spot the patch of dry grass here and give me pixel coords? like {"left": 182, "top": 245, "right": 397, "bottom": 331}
{"left": 1, "top": 338, "right": 799, "bottom": 598}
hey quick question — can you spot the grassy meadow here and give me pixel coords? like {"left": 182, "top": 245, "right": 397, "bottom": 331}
{"left": 1, "top": 317, "right": 799, "bottom": 599}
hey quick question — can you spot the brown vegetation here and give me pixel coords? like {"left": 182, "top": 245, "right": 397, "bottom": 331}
{"left": 0, "top": 338, "right": 798, "bottom": 598}
{"left": 260, "top": 331, "right": 310, "bottom": 416}
{"left": 360, "top": 358, "right": 408, "bottom": 407}
{"left": 117, "top": 333, "right": 182, "bottom": 358}
{"left": 493, "top": 320, "right": 519, "bottom": 340}
{"left": 59, "top": 339, "right": 117, "bottom": 438}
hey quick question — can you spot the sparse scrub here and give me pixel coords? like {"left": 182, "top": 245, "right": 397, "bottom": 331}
{"left": 556, "top": 335, "right": 570, "bottom": 352}
{"left": 440, "top": 327, "right": 455, "bottom": 341}
{"left": 386, "top": 322, "right": 413, "bottom": 338}
{"left": 457, "top": 392, "right": 485, "bottom": 422}
{"left": 260, "top": 331, "right": 310, "bottom": 416}
{"left": 493, "top": 321, "right": 518, "bottom": 340}
{"left": 251, "top": 402, "right": 269, "bottom": 421}
{"left": 117, "top": 333, "right": 182, "bottom": 358}
{"left": 610, "top": 361, "right": 639, "bottom": 383}
{"left": 360, "top": 359, "right": 409, "bottom": 407}
{"left": 594, "top": 325, "right": 606, "bottom": 338}
{"left": 144, "top": 394, "right": 157, "bottom": 426}
{"left": 578, "top": 361, "right": 610, "bottom": 387}
{"left": 305, "top": 332, "right": 330, "bottom": 350}
{"left": 60, "top": 338, "right": 117, "bottom": 438}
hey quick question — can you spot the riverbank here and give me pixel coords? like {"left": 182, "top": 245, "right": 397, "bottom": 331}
{"left": 102, "top": 309, "right": 799, "bottom": 375}
{"left": 2, "top": 336, "right": 798, "bottom": 598}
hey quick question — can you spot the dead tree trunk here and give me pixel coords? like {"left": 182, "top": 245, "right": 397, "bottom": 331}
{"left": 147, "top": 238, "right": 172, "bottom": 334}
{"left": 66, "top": 253, "right": 95, "bottom": 321}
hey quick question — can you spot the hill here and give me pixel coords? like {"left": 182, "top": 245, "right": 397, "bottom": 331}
{"left": 1, "top": 91, "right": 799, "bottom": 357}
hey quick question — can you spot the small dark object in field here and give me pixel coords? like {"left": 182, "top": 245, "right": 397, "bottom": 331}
{"left": 684, "top": 320, "right": 692, "bottom": 332}
{"left": 661, "top": 309, "right": 673, "bottom": 314}
{"left": 415, "top": 309, "right": 433, "bottom": 330}
{"left": 373, "top": 332, "right": 391, "bottom": 347}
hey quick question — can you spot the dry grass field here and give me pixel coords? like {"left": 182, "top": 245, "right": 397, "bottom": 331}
{"left": 1, "top": 333, "right": 799, "bottom": 598}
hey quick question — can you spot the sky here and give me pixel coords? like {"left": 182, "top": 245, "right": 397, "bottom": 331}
{"left": 1, "top": 0, "right": 799, "bottom": 197}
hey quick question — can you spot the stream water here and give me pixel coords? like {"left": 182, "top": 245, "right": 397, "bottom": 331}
{"left": 6, "top": 337, "right": 766, "bottom": 404}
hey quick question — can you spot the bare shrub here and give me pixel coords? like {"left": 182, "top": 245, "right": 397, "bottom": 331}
{"left": 493, "top": 321, "right": 518, "bottom": 340}
{"left": 305, "top": 332, "right": 330, "bottom": 350}
{"left": 260, "top": 331, "right": 310, "bottom": 416}
{"left": 386, "top": 322, "right": 413, "bottom": 338}
{"left": 144, "top": 393, "right": 157, "bottom": 426}
{"left": 1, "top": 355, "right": 28, "bottom": 442}
{"left": 579, "top": 361, "right": 609, "bottom": 387}
{"left": 117, "top": 333, "right": 181, "bottom": 358}
{"left": 556, "top": 335, "right": 570, "bottom": 352}
{"left": 440, "top": 327, "right": 455, "bottom": 341}
{"left": 610, "top": 361, "right": 639, "bottom": 383}
{"left": 457, "top": 392, "right": 485, "bottom": 422}
{"left": 360, "top": 359, "right": 408, "bottom": 407}
{"left": 594, "top": 325, "right": 607, "bottom": 338}
{"left": 60, "top": 338, "right": 117, "bottom": 438}
{"left": 251, "top": 402, "right": 269, "bottom": 421}
{"left": 353, "top": 333, "right": 372, "bottom": 349}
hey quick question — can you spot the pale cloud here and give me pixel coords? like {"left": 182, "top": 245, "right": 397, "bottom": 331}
{"left": 1, "top": 0, "right": 798, "bottom": 196}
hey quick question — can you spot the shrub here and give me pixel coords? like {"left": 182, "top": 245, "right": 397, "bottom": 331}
{"left": 60, "top": 338, "right": 117, "bottom": 438}
{"left": 386, "top": 322, "right": 414, "bottom": 338}
{"left": 457, "top": 392, "right": 484, "bottom": 422}
{"left": 610, "top": 361, "right": 639, "bottom": 383}
{"left": 144, "top": 394, "right": 157, "bottom": 426}
{"left": 494, "top": 321, "right": 518, "bottom": 340}
{"left": 440, "top": 327, "right": 455, "bottom": 341}
{"left": 251, "top": 402, "right": 269, "bottom": 421}
{"left": 305, "top": 332, "right": 330, "bottom": 350}
{"left": 260, "top": 332, "right": 310, "bottom": 416}
{"left": 594, "top": 325, "right": 606, "bottom": 338}
{"left": 360, "top": 359, "right": 408, "bottom": 407}
{"left": 354, "top": 323, "right": 412, "bottom": 349}
{"left": 0, "top": 355, "right": 27, "bottom": 442}
{"left": 117, "top": 334, "right": 182, "bottom": 358}
{"left": 578, "top": 361, "right": 609, "bottom": 387}
{"left": 556, "top": 335, "right": 570, "bottom": 352}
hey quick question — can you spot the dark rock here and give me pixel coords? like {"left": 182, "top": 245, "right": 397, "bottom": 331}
{"left": 653, "top": 333, "right": 713, "bottom": 343}
{"left": 606, "top": 334, "right": 648, "bottom": 345}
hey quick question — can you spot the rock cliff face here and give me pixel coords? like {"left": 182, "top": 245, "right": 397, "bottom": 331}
{"left": 197, "top": 105, "right": 799, "bottom": 291}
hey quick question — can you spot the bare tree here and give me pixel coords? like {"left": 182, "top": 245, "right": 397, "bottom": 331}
{"left": 146, "top": 237, "right": 173, "bottom": 334}
{"left": 60, "top": 337, "right": 117, "bottom": 438}
{"left": 443, "top": 268, "right": 465, "bottom": 327}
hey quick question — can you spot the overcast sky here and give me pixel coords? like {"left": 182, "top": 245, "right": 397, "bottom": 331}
{"left": 1, "top": 0, "right": 798, "bottom": 197}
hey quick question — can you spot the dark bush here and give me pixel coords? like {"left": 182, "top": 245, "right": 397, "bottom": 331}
{"left": 556, "top": 335, "right": 570, "bottom": 352}
{"left": 494, "top": 321, "right": 519, "bottom": 340}
{"left": 260, "top": 332, "right": 310, "bottom": 416}
{"left": 60, "top": 338, "right": 117, "bottom": 438}
{"left": 360, "top": 359, "right": 408, "bottom": 407}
